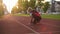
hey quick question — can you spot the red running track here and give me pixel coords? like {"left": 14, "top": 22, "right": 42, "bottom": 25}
{"left": 0, "top": 15, "right": 60, "bottom": 34}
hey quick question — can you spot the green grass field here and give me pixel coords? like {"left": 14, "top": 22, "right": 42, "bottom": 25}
{"left": 41, "top": 14, "right": 60, "bottom": 20}
{"left": 13, "top": 14, "right": 60, "bottom": 20}
{"left": 13, "top": 14, "right": 29, "bottom": 16}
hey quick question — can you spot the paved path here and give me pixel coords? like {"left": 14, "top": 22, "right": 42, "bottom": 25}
{"left": 0, "top": 15, "right": 60, "bottom": 34}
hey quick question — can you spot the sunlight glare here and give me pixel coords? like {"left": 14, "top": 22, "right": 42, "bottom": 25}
{"left": 3, "top": 0, "right": 18, "bottom": 13}
{"left": 28, "top": 0, "right": 30, "bottom": 2}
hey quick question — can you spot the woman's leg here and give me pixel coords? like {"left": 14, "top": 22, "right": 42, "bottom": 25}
{"left": 36, "top": 17, "right": 41, "bottom": 24}
{"left": 33, "top": 18, "right": 37, "bottom": 24}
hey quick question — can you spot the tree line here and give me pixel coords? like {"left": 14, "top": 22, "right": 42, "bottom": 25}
{"left": 11, "top": 0, "right": 50, "bottom": 14}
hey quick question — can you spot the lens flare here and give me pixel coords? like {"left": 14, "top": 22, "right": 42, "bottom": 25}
{"left": 3, "top": 0, "right": 18, "bottom": 13}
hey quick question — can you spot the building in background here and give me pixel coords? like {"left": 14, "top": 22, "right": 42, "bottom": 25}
{"left": 47, "top": 1, "right": 60, "bottom": 14}
{"left": 55, "top": 1, "right": 60, "bottom": 14}
{"left": 51, "top": 0, "right": 55, "bottom": 12}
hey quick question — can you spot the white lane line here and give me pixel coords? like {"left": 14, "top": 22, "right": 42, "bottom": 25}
{"left": 13, "top": 19, "right": 60, "bottom": 34}
{"left": 41, "top": 23, "right": 60, "bottom": 27}
{"left": 8, "top": 16, "right": 60, "bottom": 34}
{"left": 11, "top": 18, "right": 40, "bottom": 34}
{"left": 14, "top": 16, "right": 60, "bottom": 28}
{"left": 11, "top": 15, "right": 60, "bottom": 28}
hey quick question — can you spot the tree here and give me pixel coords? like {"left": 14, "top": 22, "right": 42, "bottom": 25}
{"left": 18, "top": 0, "right": 36, "bottom": 10}
{"left": 0, "top": 6, "right": 4, "bottom": 17}
{"left": 22, "top": 0, "right": 28, "bottom": 11}
{"left": 0, "top": 2, "right": 4, "bottom": 17}
{"left": 43, "top": 2, "right": 50, "bottom": 13}
{"left": 28, "top": 0, "right": 36, "bottom": 9}
{"left": 17, "top": 0, "right": 36, "bottom": 14}
{"left": 11, "top": 6, "right": 18, "bottom": 14}
{"left": 37, "top": 0, "right": 44, "bottom": 7}
{"left": 18, "top": 0, "right": 45, "bottom": 13}
{"left": 18, "top": 0, "right": 29, "bottom": 14}
{"left": 18, "top": 0, "right": 23, "bottom": 12}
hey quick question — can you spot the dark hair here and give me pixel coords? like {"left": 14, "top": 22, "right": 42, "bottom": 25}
{"left": 32, "top": 9, "right": 37, "bottom": 13}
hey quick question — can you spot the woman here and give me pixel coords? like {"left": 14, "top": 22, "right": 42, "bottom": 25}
{"left": 30, "top": 9, "right": 41, "bottom": 25}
